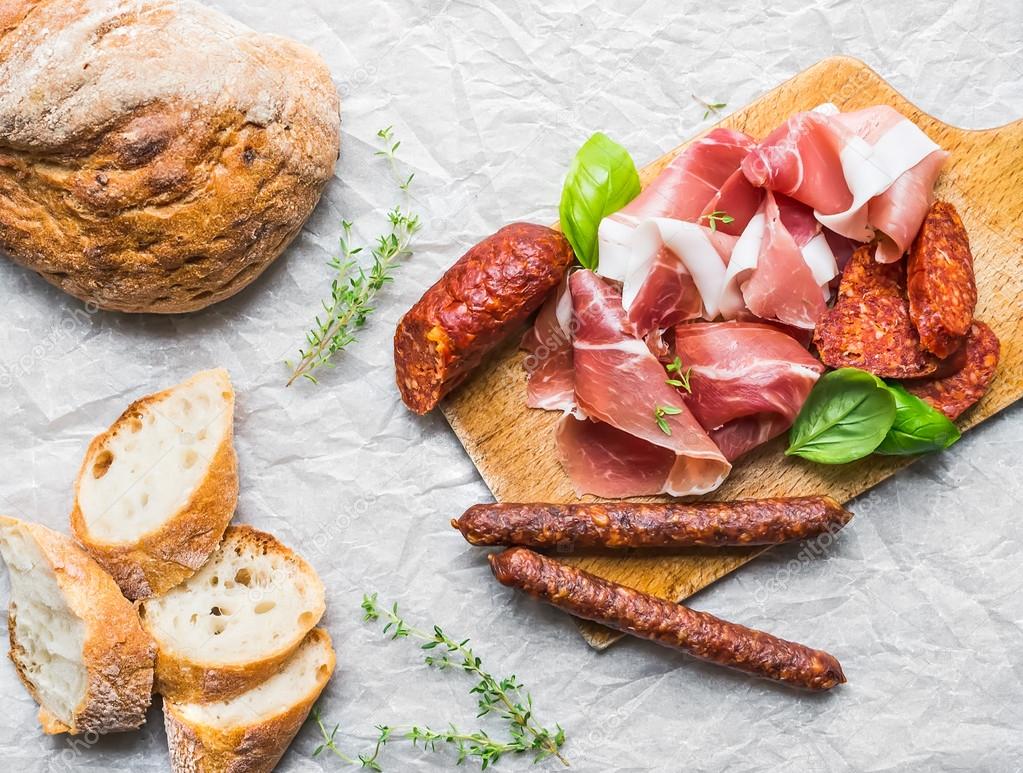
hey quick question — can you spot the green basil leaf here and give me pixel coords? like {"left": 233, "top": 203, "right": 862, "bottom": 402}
{"left": 786, "top": 368, "right": 896, "bottom": 464}
{"left": 558, "top": 132, "right": 641, "bottom": 270}
{"left": 874, "top": 382, "right": 961, "bottom": 456}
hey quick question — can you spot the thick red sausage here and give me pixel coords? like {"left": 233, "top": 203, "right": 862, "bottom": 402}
{"left": 489, "top": 548, "right": 846, "bottom": 691}
{"left": 454, "top": 496, "right": 852, "bottom": 549}
{"left": 394, "top": 223, "right": 574, "bottom": 414}
{"left": 907, "top": 201, "right": 977, "bottom": 359}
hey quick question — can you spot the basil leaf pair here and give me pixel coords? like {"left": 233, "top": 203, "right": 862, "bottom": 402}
{"left": 558, "top": 133, "right": 641, "bottom": 270}
{"left": 786, "top": 368, "right": 961, "bottom": 464}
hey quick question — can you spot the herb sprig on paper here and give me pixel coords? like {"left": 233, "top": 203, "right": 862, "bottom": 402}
{"left": 287, "top": 127, "right": 421, "bottom": 385}
{"left": 310, "top": 594, "right": 568, "bottom": 770}
{"left": 693, "top": 94, "right": 727, "bottom": 120}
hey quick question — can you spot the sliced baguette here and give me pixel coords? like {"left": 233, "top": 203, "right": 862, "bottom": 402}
{"left": 164, "top": 628, "right": 336, "bottom": 773}
{"left": 71, "top": 368, "right": 239, "bottom": 600}
{"left": 140, "top": 525, "right": 326, "bottom": 703}
{"left": 0, "top": 515, "right": 155, "bottom": 734}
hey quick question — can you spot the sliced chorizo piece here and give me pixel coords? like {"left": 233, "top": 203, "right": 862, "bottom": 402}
{"left": 394, "top": 224, "right": 574, "bottom": 414}
{"left": 813, "top": 295, "right": 940, "bottom": 378}
{"left": 453, "top": 496, "right": 852, "bottom": 549}
{"left": 907, "top": 201, "right": 977, "bottom": 359}
{"left": 837, "top": 244, "right": 903, "bottom": 301}
{"left": 489, "top": 547, "right": 846, "bottom": 691}
{"left": 902, "top": 321, "right": 1000, "bottom": 419}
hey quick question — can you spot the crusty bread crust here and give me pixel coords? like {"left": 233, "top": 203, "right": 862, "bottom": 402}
{"left": 163, "top": 629, "right": 336, "bottom": 773}
{"left": 70, "top": 369, "right": 238, "bottom": 600}
{"left": 142, "top": 525, "right": 326, "bottom": 703}
{"left": 0, "top": 516, "right": 156, "bottom": 735}
{"left": 0, "top": 0, "right": 340, "bottom": 313}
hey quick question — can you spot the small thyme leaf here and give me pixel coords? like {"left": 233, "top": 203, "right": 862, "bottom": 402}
{"left": 654, "top": 404, "right": 684, "bottom": 435}
{"left": 693, "top": 94, "right": 727, "bottom": 120}
{"left": 665, "top": 356, "right": 694, "bottom": 393}
{"left": 699, "top": 210, "right": 735, "bottom": 233}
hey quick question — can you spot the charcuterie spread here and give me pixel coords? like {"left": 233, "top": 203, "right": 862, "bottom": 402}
{"left": 392, "top": 92, "right": 1007, "bottom": 695}
{"left": 396, "top": 103, "right": 999, "bottom": 496}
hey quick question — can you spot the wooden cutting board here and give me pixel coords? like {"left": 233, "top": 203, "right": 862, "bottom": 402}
{"left": 440, "top": 56, "right": 1023, "bottom": 649}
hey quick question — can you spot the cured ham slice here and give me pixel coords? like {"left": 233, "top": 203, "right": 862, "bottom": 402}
{"left": 622, "top": 220, "right": 738, "bottom": 337}
{"left": 597, "top": 128, "right": 755, "bottom": 281}
{"left": 721, "top": 192, "right": 836, "bottom": 328}
{"left": 743, "top": 104, "right": 947, "bottom": 263}
{"left": 522, "top": 277, "right": 577, "bottom": 414}
{"left": 558, "top": 270, "right": 730, "bottom": 497}
{"left": 869, "top": 149, "right": 949, "bottom": 263}
{"left": 674, "top": 321, "right": 824, "bottom": 461}
{"left": 742, "top": 111, "right": 852, "bottom": 215}
{"left": 699, "top": 167, "right": 763, "bottom": 236}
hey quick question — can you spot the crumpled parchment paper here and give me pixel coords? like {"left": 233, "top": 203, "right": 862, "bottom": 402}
{"left": 1, "top": 0, "right": 1021, "bottom": 770}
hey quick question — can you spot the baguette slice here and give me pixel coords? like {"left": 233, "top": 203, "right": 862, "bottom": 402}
{"left": 71, "top": 368, "right": 238, "bottom": 600}
{"left": 0, "top": 515, "right": 155, "bottom": 734}
{"left": 164, "top": 628, "right": 335, "bottom": 773}
{"left": 140, "top": 525, "right": 326, "bottom": 702}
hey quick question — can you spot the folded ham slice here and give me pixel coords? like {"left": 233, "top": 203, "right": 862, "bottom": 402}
{"left": 742, "top": 104, "right": 947, "bottom": 263}
{"left": 721, "top": 192, "right": 836, "bottom": 328}
{"left": 557, "top": 270, "right": 730, "bottom": 497}
{"left": 522, "top": 277, "right": 577, "bottom": 414}
{"left": 674, "top": 321, "right": 824, "bottom": 461}
{"left": 597, "top": 128, "right": 755, "bottom": 281}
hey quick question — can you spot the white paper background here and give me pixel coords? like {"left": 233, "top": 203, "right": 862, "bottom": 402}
{"left": 1, "top": 0, "right": 1021, "bottom": 771}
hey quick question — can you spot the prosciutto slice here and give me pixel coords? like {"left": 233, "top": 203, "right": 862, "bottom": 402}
{"left": 720, "top": 192, "right": 836, "bottom": 328}
{"left": 743, "top": 104, "right": 947, "bottom": 262}
{"left": 557, "top": 270, "right": 730, "bottom": 497}
{"left": 522, "top": 277, "right": 576, "bottom": 414}
{"left": 674, "top": 321, "right": 824, "bottom": 461}
{"left": 597, "top": 128, "right": 755, "bottom": 281}
{"left": 622, "top": 220, "right": 738, "bottom": 337}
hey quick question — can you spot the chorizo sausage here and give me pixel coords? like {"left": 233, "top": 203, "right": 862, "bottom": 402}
{"left": 489, "top": 547, "right": 846, "bottom": 691}
{"left": 903, "top": 321, "right": 999, "bottom": 419}
{"left": 394, "top": 223, "right": 574, "bottom": 414}
{"left": 907, "top": 201, "right": 977, "bottom": 359}
{"left": 814, "top": 245, "right": 940, "bottom": 378}
{"left": 454, "top": 496, "right": 852, "bottom": 549}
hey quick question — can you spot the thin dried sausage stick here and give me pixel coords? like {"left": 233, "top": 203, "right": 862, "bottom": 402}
{"left": 454, "top": 496, "right": 852, "bottom": 549}
{"left": 489, "top": 547, "right": 846, "bottom": 691}
{"left": 394, "top": 223, "right": 574, "bottom": 414}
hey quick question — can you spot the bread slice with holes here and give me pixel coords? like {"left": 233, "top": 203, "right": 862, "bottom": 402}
{"left": 140, "top": 524, "right": 326, "bottom": 703}
{"left": 70, "top": 368, "right": 238, "bottom": 601}
{"left": 0, "top": 515, "right": 155, "bottom": 735}
{"left": 163, "top": 628, "right": 335, "bottom": 773}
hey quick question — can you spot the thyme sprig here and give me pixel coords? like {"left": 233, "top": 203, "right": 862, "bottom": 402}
{"left": 310, "top": 595, "right": 568, "bottom": 770}
{"left": 665, "top": 356, "right": 693, "bottom": 393}
{"left": 693, "top": 94, "right": 727, "bottom": 120}
{"left": 362, "top": 594, "right": 568, "bottom": 767}
{"left": 287, "top": 127, "right": 421, "bottom": 385}
{"left": 700, "top": 209, "right": 734, "bottom": 232}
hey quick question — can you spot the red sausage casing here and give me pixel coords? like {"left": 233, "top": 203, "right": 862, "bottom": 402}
{"left": 394, "top": 223, "right": 574, "bottom": 414}
{"left": 490, "top": 547, "right": 846, "bottom": 691}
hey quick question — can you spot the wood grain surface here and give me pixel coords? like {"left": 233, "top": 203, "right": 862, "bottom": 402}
{"left": 440, "top": 56, "right": 1023, "bottom": 649}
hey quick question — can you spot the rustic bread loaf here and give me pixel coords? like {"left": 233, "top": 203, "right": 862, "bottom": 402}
{"left": 140, "top": 525, "right": 326, "bottom": 703}
{"left": 163, "top": 628, "right": 335, "bottom": 773}
{"left": 0, "top": 0, "right": 341, "bottom": 313}
{"left": 71, "top": 369, "right": 238, "bottom": 600}
{"left": 0, "top": 515, "right": 155, "bottom": 735}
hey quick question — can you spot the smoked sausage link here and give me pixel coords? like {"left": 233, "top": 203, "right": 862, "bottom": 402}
{"left": 489, "top": 547, "right": 846, "bottom": 691}
{"left": 394, "top": 223, "right": 574, "bottom": 414}
{"left": 454, "top": 496, "right": 852, "bottom": 549}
